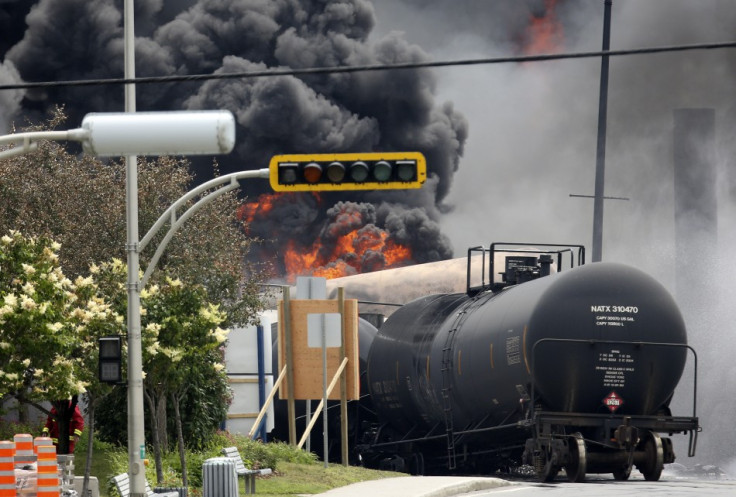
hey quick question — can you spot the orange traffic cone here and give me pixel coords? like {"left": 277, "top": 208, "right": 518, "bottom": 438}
{"left": 0, "top": 441, "right": 15, "bottom": 497}
{"left": 13, "top": 434, "right": 34, "bottom": 468}
{"left": 36, "top": 444, "right": 60, "bottom": 497}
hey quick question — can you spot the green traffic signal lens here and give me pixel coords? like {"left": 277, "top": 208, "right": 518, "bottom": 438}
{"left": 326, "top": 162, "right": 346, "bottom": 183}
{"left": 349, "top": 161, "right": 369, "bottom": 182}
{"left": 303, "top": 162, "right": 322, "bottom": 183}
{"left": 396, "top": 160, "right": 417, "bottom": 181}
{"left": 373, "top": 161, "right": 392, "bottom": 182}
{"left": 278, "top": 164, "right": 298, "bottom": 184}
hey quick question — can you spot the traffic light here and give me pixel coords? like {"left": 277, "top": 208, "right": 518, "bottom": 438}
{"left": 269, "top": 152, "right": 426, "bottom": 192}
{"left": 98, "top": 335, "right": 123, "bottom": 384}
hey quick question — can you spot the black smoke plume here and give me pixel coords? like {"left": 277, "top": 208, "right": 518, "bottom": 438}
{"left": 0, "top": 0, "right": 468, "bottom": 278}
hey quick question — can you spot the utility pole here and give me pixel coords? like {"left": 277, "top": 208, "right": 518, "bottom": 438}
{"left": 592, "top": 0, "right": 612, "bottom": 262}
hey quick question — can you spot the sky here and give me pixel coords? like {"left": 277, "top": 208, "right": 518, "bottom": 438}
{"left": 2, "top": 0, "right": 736, "bottom": 468}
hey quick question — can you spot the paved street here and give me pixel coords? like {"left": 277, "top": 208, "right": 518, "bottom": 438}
{"left": 459, "top": 474, "right": 736, "bottom": 496}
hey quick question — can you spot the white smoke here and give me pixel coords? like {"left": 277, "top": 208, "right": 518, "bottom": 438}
{"left": 372, "top": 0, "right": 736, "bottom": 470}
{"left": 0, "top": 58, "right": 23, "bottom": 133}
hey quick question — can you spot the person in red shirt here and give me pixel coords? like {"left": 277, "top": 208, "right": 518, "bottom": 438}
{"left": 42, "top": 401, "right": 84, "bottom": 453}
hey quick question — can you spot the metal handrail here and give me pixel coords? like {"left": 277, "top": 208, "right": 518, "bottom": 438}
{"left": 529, "top": 338, "right": 698, "bottom": 419}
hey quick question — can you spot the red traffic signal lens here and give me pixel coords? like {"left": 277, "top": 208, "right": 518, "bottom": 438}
{"left": 303, "top": 162, "right": 322, "bottom": 183}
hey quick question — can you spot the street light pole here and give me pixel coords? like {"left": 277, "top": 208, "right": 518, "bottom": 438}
{"left": 0, "top": 50, "right": 235, "bottom": 497}
{"left": 122, "top": 1, "right": 146, "bottom": 496}
{"left": 0, "top": 108, "right": 236, "bottom": 496}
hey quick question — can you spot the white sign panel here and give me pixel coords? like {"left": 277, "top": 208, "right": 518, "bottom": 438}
{"left": 307, "top": 313, "right": 342, "bottom": 348}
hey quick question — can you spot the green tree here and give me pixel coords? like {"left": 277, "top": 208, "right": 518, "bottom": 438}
{"left": 142, "top": 277, "right": 230, "bottom": 486}
{"left": 0, "top": 231, "right": 79, "bottom": 403}
{"left": 72, "top": 261, "right": 127, "bottom": 495}
{"left": 1, "top": 109, "right": 267, "bottom": 488}
{"left": 91, "top": 259, "right": 231, "bottom": 485}
{"left": 0, "top": 107, "right": 267, "bottom": 327}
{"left": 0, "top": 230, "right": 124, "bottom": 456}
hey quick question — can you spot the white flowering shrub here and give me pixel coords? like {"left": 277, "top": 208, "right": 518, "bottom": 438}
{"left": 0, "top": 231, "right": 124, "bottom": 401}
{"left": 89, "top": 261, "right": 230, "bottom": 382}
{"left": 91, "top": 258, "right": 232, "bottom": 476}
{"left": 140, "top": 276, "right": 230, "bottom": 384}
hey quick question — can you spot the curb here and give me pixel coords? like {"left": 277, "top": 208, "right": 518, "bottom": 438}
{"left": 315, "top": 476, "right": 513, "bottom": 497}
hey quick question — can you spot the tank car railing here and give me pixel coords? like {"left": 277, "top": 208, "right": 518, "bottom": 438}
{"left": 466, "top": 246, "right": 489, "bottom": 295}
{"left": 466, "top": 243, "right": 586, "bottom": 295}
{"left": 489, "top": 243, "right": 585, "bottom": 287}
{"left": 529, "top": 338, "right": 699, "bottom": 457}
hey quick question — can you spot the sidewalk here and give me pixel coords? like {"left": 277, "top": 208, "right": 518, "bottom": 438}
{"left": 312, "top": 476, "right": 513, "bottom": 497}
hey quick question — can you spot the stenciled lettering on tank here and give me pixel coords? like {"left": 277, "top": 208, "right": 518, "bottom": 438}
{"left": 506, "top": 335, "right": 521, "bottom": 366}
{"left": 373, "top": 379, "right": 403, "bottom": 410}
{"left": 594, "top": 349, "right": 636, "bottom": 388}
{"left": 591, "top": 305, "right": 639, "bottom": 327}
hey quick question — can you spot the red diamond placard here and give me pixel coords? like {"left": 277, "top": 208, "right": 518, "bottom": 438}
{"left": 603, "top": 391, "right": 623, "bottom": 413}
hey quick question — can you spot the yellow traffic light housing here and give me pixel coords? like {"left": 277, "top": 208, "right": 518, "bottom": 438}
{"left": 269, "top": 152, "right": 426, "bottom": 191}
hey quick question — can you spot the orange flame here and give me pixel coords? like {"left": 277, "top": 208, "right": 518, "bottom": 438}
{"left": 238, "top": 193, "right": 279, "bottom": 225}
{"left": 241, "top": 193, "right": 414, "bottom": 281}
{"left": 384, "top": 240, "right": 412, "bottom": 266}
{"left": 523, "top": 0, "right": 564, "bottom": 55}
{"left": 284, "top": 228, "right": 413, "bottom": 281}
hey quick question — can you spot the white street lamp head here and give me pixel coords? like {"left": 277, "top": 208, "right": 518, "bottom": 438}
{"left": 80, "top": 110, "right": 236, "bottom": 156}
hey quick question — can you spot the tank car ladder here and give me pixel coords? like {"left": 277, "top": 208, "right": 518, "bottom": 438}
{"left": 440, "top": 301, "right": 476, "bottom": 470}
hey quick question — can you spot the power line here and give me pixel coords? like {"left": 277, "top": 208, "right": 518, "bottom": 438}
{"left": 1, "top": 40, "right": 736, "bottom": 92}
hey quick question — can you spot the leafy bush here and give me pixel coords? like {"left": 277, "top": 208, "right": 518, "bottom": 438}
{"left": 214, "top": 430, "right": 317, "bottom": 471}
{"left": 0, "top": 418, "right": 44, "bottom": 441}
{"left": 104, "top": 429, "right": 317, "bottom": 496}
{"left": 74, "top": 426, "right": 118, "bottom": 454}
{"left": 165, "top": 446, "right": 220, "bottom": 488}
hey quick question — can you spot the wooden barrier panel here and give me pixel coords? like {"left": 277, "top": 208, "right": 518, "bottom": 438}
{"left": 277, "top": 299, "right": 360, "bottom": 400}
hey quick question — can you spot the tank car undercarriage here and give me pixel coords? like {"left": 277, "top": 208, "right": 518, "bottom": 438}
{"left": 357, "top": 408, "right": 699, "bottom": 482}
{"left": 521, "top": 411, "right": 699, "bottom": 482}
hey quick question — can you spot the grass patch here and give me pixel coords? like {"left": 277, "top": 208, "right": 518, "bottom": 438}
{"left": 1, "top": 421, "right": 402, "bottom": 496}
{"left": 87, "top": 434, "right": 400, "bottom": 496}
{"left": 255, "top": 461, "right": 401, "bottom": 496}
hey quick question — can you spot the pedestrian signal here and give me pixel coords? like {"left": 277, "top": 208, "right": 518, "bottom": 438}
{"left": 98, "top": 335, "right": 123, "bottom": 384}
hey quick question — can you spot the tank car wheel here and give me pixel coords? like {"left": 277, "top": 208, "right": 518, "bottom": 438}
{"left": 612, "top": 464, "right": 632, "bottom": 481}
{"left": 534, "top": 446, "right": 560, "bottom": 482}
{"left": 565, "top": 433, "right": 587, "bottom": 483}
{"left": 638, "top": 431, "right": 664, "bottom": 481}
{"left": 409, "top": 452, "right": 425, "bottom": 475}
